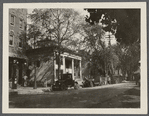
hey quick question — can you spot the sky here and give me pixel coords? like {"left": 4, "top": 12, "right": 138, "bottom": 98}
{"left": 27, "top": 8, "right": 89, "bottom": 16}
{"left": 27, "top": 8, "right": 89, "bottom": 24}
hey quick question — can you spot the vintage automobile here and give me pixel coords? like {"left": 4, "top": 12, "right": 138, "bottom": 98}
{"left": 82, "top": 75, "right": 112, "bottom": 87}
{"left": 82, "top": 77, "right": 94, "bottom": 87}
{"left": 52, "top": 73, "right": 78, "bottom": 91}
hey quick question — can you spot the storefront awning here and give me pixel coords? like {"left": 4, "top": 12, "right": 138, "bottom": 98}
{"left": 9, "top": 52, "right": 28, "bottom": 60}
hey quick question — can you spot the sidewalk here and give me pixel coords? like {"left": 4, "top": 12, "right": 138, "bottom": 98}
{"left": 9, "top": 86, "right": 51, "bottom": 95}
{"left": 9, "top": 81, "right": 134, "bottom": 95}
{"left": 9, "top": 86, "right": 76, "bottom": 95}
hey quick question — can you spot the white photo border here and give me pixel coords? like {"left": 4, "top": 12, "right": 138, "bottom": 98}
{"left": 3, "top": 2, "right": 147, "bottom": 114}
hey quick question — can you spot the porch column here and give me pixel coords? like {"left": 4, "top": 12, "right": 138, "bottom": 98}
{"left": 72, "top": 59, "right": 74, "bottom": 80}
{"left": 63, "top": 56, "right": 66, "bottom": 73}
{"left": 79, "top": 60, "right": 82, "bottom": 79}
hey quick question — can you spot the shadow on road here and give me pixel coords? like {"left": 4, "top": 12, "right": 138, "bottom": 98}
{"left": 89, "top": 86, "right": 140, "bottom": 108}
{"left": 9, "top": 82, "right": 140, "bottom": 108}
{"left": 121, "top": 87, "right": 140, "bottom": 108}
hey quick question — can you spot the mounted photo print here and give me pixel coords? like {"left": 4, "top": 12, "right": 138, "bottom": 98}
{"left": 3, "top": 2, "right": 147, "bottom": 114}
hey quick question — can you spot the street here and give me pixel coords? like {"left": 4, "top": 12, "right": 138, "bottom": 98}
{"left": 9, "top": 81, "right": 140, "bottom": 108}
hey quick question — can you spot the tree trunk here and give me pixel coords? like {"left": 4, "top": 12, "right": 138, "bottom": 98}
{"left": 33, "top": 35, "right": 37, "bottom": 89}
{"left": 127, "top": 71, "right": 133, "bottom": 81}
{"left": 57, "top": 29, "right": 61, "bottom": 80}
{"left": 53, "top": 52, "right": 55, "bottom": 84}
{"left": 33, "top": 61, "right": 37, "bottom": 89}
{"left": 57, "top": 49, "right": 61, "bottom": 80}
{"left": 57, "top": 18, "right": 61, "bottom": 80}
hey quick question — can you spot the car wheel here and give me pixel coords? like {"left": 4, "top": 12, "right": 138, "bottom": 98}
{"left": 60, "top": 84, "right": 66, "bottom": 91}
{"left": 50, "top": 85, "right": 53, "bottom": 91}
{"left": 90, "top": 81, "right": 94, "bottom": 87}
{"left": 74, "top": 82, "right": 79, "bottom": 89}
{"left": 65, "top": 86, "right": 68, "bottom": 90}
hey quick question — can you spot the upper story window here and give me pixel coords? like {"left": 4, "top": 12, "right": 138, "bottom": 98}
{"left": 9, "top": 31, "right": 14, "bottom": 46}
{"left": 10, "top": 15, "right": 15, "bottom": 26}
{"left": 19, "top": 37, "right": 22, "bottom": 48}
{"left": 19, "top": 18, "right": 23, "bottom": 29}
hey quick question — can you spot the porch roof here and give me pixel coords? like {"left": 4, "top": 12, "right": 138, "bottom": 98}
{"left": 26, "top": 46, "right": 82, "bottom": 60}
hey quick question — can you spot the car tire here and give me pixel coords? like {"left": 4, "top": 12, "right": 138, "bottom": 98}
{"left": 65, "top": 86, "right": 68, "bottom": 90}
{"left": 50, "top": 85, "right": 53, "bottom": 91}
{"left": 90, "top": 81, "right": 94, "bottom": 87}
{"left": 60, "top": 84, "right": 66, "bottom": 91}
{"left": 74, "top": 82, "right": 79, "bottom": 89}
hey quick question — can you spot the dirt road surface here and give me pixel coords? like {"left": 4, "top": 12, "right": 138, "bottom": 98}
{"left": 9, "top": 81, "right": 140, "bottom": 108}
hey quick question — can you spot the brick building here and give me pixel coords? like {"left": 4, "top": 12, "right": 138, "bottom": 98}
{"left": 9, "top": 9, "right": 27, "bottom": 88}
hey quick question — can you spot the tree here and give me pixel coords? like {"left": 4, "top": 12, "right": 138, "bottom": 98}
{"left": 85, "top": 9, "right": 140, "bottom": 80}
{"left": 79, "top": 23, "right": 107, "bottom": 77}
{"left": 80, "top": 23, "right": 105, "bottom": 53}
{"left": 81, "top": 23, "right": 121, "bottom": 78}
{"left": 85, "top": 9, "right": 140, "bottom": 45}
{"left": 113, "top": 42, "right": 140, "bottom": 80}
{"left": 26, "top": 24, "right": 42, "bottom": 89}
{"left": 28, "top": 9, "right": 83, "bottom": 86}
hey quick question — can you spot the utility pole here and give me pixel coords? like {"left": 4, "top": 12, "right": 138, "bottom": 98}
{"left": 108, "top": 31, "right": 114, "bottom": 83}
{"left": 108, "top": 31, "right": 111, "bottom": 47}
{"left": 105, "top": 32, "right": 112, "bottom": 76}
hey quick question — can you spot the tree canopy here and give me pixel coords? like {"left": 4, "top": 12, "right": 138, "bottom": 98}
{"left": 84, "top": 9, "right": 140, "bottom": 80}
{"left": 85, "top": 9, "right": 140, "bottom": 45}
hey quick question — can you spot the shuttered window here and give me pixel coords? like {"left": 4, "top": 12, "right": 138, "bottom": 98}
{"left": 10, "top": 15, "right": 15, "bottom": 25}
{"left": 9, "top": 31, "right": 14, "bottom": 45}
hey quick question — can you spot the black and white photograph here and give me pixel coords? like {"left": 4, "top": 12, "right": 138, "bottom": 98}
{"left": 3, "top": 2, "right": 147, "bottom": 114}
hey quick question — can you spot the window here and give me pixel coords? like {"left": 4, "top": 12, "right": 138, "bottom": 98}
{"left": 78, "top": 72, "right": 80, "bottom": 76}
{"left": 10, "top": 15, "right": 15, "bottom": 25}
{"left": 19, "top": 18, "right": 23, "bottom": 29}
{"left": 9, "top": 31, "right": 14, "bottom": 45}
{"left": 19, "top": 37, "right": 22, "bottom": 48}
{"left": 28, "top": 62, "right": 32, "bottom": 66}
{"left": 66, "top": 59, "right": 72, "bottom": 68}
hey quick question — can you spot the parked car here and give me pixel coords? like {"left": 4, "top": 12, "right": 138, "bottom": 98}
{"left": 52, "top": 73, "right": 78, "bottom": 91}
{"left": 82, "top": 77, "right": 94, "bottom": 87}
{"left": 82, "top": 75, "right": 112, "bottom": 87}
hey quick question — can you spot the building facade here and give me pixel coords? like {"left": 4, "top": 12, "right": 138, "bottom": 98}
{"left": 54, "top": 52, "right": 82, "bottom": 81}
{"left": 26, "top": 48, "right": 83, "bottom": 87}
{"left": 9, "top": 9, "right": 27, "bottom": 88}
